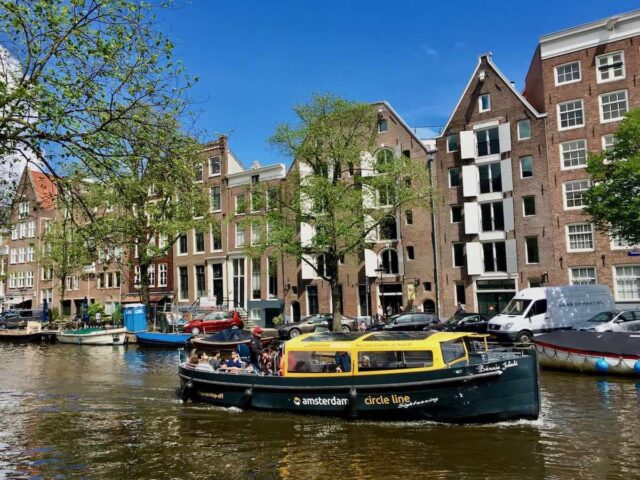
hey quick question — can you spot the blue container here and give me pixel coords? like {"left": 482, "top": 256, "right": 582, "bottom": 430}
{"left": 123, "top": 303, "right": 147, "bottom": 332}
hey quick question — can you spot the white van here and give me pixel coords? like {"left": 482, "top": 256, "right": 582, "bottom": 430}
{"left": 487, "top": 285, "right": 614, "bottom": 343}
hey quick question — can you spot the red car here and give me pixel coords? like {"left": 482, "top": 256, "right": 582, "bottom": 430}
{"left": 182, "top": 311, "right": 243, "bottom": 335}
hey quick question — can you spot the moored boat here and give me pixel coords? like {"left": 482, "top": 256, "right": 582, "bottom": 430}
{"left": 57, "top": 327, "right": 127, "bottom": 345}
{"left": 0, "top": 321, "right": 43, "bottom": 343}
{"left": 191, "top": 328, "right": 277, "bottom": 351}
{"left": 535, "top": 331, "right": 640, "bottom": 376}
{"left": 178, "top": 331, "right": 540, "bottom": 423}
{"left": 136, "top": 331, "right": 192, "bottom": 347}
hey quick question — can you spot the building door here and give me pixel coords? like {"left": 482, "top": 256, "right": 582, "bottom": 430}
{"left": 422, "top": 299, "right": 436, "bottom": 314}
{"left": 476, "top": 279, "right": 516, "bottom": 317}
{"left": 380, "top": 283, "right": 403, "bottom": 315}
{"left": 265, "top": 308, "right": 280, "bottom": 328}
{"left": 291, "top": 301, "right": 301, "bottom": 323}
{"left": 211, "top": 263, "right": 223, "bottom": 306}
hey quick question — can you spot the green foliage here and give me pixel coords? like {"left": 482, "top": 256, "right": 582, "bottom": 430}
{"left": 272, "top": 315, "right": 284, "bottom": 327}
{"left": 584, "top": 108, "right": 640, "bottom": 245}
{"left": 50, "top": 307, "right": 60, "bottom": 321}
{"left": 88, "top": 302, "right": 104, "bottom": 320}
{"left": 112, "top": 303, "right": 123, "bottom": 325}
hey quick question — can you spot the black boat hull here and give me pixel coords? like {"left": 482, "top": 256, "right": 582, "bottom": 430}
{"left": 178, "top": 350, "right": 540, "bottom": 423}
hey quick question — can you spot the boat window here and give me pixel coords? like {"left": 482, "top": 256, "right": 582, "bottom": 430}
{"left": 358, "top": 351, "right": 433, "bottom": 371}
{"left": 287, "top": 351, "right": 351, "bottom": 373}
{"left": 503, "top": 299, "right": 531, "bottom": 315}
{"left": 363, "top": 332, "right": 434, "bottom": 341}
{"left": 301, "top": 332, "right": 365, "bottom": 342}
{"left": 441, "top": 339, "right": 467, "bottom": 364}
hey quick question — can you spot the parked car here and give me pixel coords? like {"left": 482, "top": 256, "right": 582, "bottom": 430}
{"left": 278, "top": 314, "right": 357, "bottom": 339}
{"left": 366, "top": 313, "right": 439, "bottom": 332}
{"left": 182, "top": 310, "right": 243, "bottom": 335}
{"left": 0, "top": 310, "right": 27, "bottom": 329}
{"left": 572, "top": 310, "right": 640, "bottom": 332}
{"left": 441, "top": 313, "right": 490, "bottom": 334}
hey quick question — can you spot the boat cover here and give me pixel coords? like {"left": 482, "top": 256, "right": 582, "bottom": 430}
{"left": 535, "top": 331, "right": 640, "bottom": 358}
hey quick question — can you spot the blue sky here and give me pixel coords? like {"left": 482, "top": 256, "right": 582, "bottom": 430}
{"left": 158, "top": 1, "right": 639, "bottom": 166}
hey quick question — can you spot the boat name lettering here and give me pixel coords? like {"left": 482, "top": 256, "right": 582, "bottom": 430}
{"left": 364, "top": 394, "right": 412, "bottom": 406}
{"left": 476, "top": 360, "right": 519, "bottom": 373}
{"left": 397, "top": 397, "right": 439, "bottom": 409}
{"left": 292, "top": 396, "right": 348, "bottom": 407}
{"left": 200, "top": 392, "right": 224, "bottom": 399}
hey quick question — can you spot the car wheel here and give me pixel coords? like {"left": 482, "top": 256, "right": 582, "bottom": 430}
{"left": 341, "top": 325, "right": 351, "bottom": 332}
{"left": 289, "top": 328, "right": 301, "bottom": 338}
{"left": 515, "top": 331, "right": 532, "bottom": 344}
{"left": 191, "top": 327, "right": 200, "bottom": 335}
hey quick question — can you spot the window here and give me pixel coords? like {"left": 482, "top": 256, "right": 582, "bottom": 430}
{"left": 235, "top": 194, "right": 246, "bottom": 214}
{"left": 252, "top": 258, "right": 261, "bottom": 299}
{"left": 405, "top": 210, "right": 413, "bottom": 225}
{"left": 611, "top": 234, "right": 638, "bottom": 250}
{"left": 18, "top": 247, "right": 25, "bottom": 263}
{"left": 599, "top": 90, "right": 628, "bottom": 123}
{"left": 25, "top": 271, "right": 33, "bottom": 288}
{"left": 555, "top": 61, "right": 581, "bottom": 85}
{"left": 525, "top": 237, "right": 539, "bottom": 264}
{"left": 158, "top": 264, "right": 167, "bottom": 287}
{"left": 134, "top": 265, "right": 141, "bottom": 286}
{"left": 11, "top": 226, "right": 17, "bottom": 240}
{"left": 268, "top": 257, "right": 278, "bottom": 298}
{"left": 447, "top": 133, "right": 459, "bottom": 152}
{"left": 195, "top": 265, "right": 206, "bottom": 298}
{"left": 307, "top": 285, "right": 319, "bottom": 315}
{"left": 194, "top": 230, "right": 205, "bottom": 253}
{"left": 480, "top": 202, "right": 504, "bottom": 232}
{"left": 596, "top": 51, "right": 625, "bottom": 83}
{"left": 560, "top": 139, "right": 587, "bottom": 169}
{"left": 251, "top": 222, "right": 261, "bottom": 245}
{"left": 441, "top": 339, "right": 466, "bottom": 364}
{"left": 563, "top": 179, "right": 591, "bottom": 209}
{"left": 177, "top": 233, "right": 188, "bottom": 255}
{"left": 106, "top": 271, "right": 113, "bottom": 288}
{"left": 18, "top": 201, "right": 29, "bottom": 219}
{"left": 520, "top": 156, "right": 533, "bottom": 178}
{"left": 476, "top": 126, "right": 499, "bottom": 156}
{"left": 378, "top": 119, "right": 388, "bottom": 133}
{"left": 27, "top": 247, "right": 34, "bottom": 262}
{"left": 208, "top": 156, "right": 221, "bottom": 176}
{"left": 210, "top": 186, "right": 221, "bottom": 211}
{"left": 517, "top": 119, "right": 531, "bottom": 140}
{"left": 378, "top": 216, "right": 397, "bottom": 241}
{"left": 614, "top": 266, "right": 640, "bottom": 301}
{"left": 449, "top": 167, "right": 461, "bottom": 187}
{"left": 114, "top": 271, "right": 121, "bottom": 288}
{"left": 379, "top": 249, "right": 399, "bottom": 275}
{"left": 211, "top": 222, "right": 222, "bottom": 251}
{"left": 9, "top": 249, "right": 16, "bottom": 264}
{"left": 358, "top": 350, "right": 433, "bottom": 371}
{"left": 602, "top": 134, "right": 615, "bottom": 160}
{"left": 148, "top": 265, "right": 155, "bottom": 287}
{"left": 479, "top": 94, "right": 491, "bottom": 112}
{"left": 453, "top": 243, "right": 465, "bottom": 267}
{"left": 567, "top": 223, "right": 594, "bottom": 251}
{"left": 251, "top": 191, "right": 263, "bottom": 212}
{"left": 41, "top": 267, "right": 53, "bottom": 281}
{"left": 194, "top": 163, "right": 203, "bottom": 182}
{"left": 483, "top": 242, "right": 507, "bottom": 272}
{"left": 179, "top": 266, "right": 188, "bottom": 300}
{"left": 451, "top": 205, "right": 463, "bottom": 223}
{"left": 523, "top": 196, "right": 536, "bottom": 216}
{"left": 267, "top": 187, "right": 278, "bottom": 210}
{"left": 570, "top": 267, "right": 596, "bottom": 285}
{"left": 236, "top": 224, "right": 245, "bottom": 248}
{"left": 478, "top": 162, "right": 502, "bottom": 193}
{"left": 406, "top": 246, "right": 415, "bottom": 260}
{"left": 377, "top": 185, "right": 396, "bottom": 206}
{"left": 27, "top": 221, "right": 35, "bottom": 238}
{"left": 455, "top": 283, "right": 466, "bottom": 305}
{"left": 557, "top": 99, "right": 584, "bottom": 130}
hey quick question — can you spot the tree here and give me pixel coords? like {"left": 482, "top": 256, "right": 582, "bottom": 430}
{"left": 0, "top": 0, "right": 195, "bottom": 214}
{"left": 75, "top": 107, "right": 209, "bottom": 316}
{"left": 584, "top": 108, "right": 640, "bottom": 246}
{"left": 247, "top": 94, "right": 435, "bottom": 331}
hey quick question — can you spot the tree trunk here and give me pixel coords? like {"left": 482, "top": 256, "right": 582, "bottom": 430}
{"left": 139, "top": 262, "right": 152, "bottom": 327}
{"left": 327, "top": 253, "right": 342, "bottom": 331}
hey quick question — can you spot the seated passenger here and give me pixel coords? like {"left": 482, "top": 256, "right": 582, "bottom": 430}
{"left": 360, "top": 355, "right": 371, "bottom": 369}
{"left": 335, "top": 351, "right": 351, "bottom": 373}
{"left": 260, "top": 350, "right": 275, "bottom": 375}
{"left": 187, "top": 352, "right": 199, "bottom": 367}
{"left": 225, "top": 351, "right": 244, "bottom": 370}
{"left": 210, "top": 350, "right": 222, "bottom": 370}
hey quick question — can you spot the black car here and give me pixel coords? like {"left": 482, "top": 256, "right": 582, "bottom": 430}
{"left": 441, "top": 313, "right": 490, "bottom": 334}
{"left": 278, "top": 314, "right": 357, "bottom": 339}
{"left": 367, "top": 313, "right": 439, "bottom": 332}
{"left": 0, "top": 310, "right": 27, "bottom": 329}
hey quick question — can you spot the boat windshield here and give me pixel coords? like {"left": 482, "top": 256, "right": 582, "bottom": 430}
{"left": 587, "top": 311, "right": 617, "bottom": 323}
{"left": 502, "top": 299, "right": 531, "bottom": 316}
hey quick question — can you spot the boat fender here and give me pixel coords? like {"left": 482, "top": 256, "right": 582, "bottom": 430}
{"left": 238, "top": 388, "right": 253, "bottom": 409}
{"left": 347, "top": 388, "right": 358, "bottom": 419}
{"left": 634, "top": 360, "right": 640, "bottom": 374}
{"left": 180, "top": 381, "right": 194, "bottom": 402}
{"left": 595, "top": 359, "right": 609, "bottom": 373}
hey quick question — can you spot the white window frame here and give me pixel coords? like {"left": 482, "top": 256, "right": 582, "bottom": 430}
{"left": 520, "top": 155, "right": 533, "bottom": 178}
{"left": 562, "top": 179, "right": 591, "bottom": 210}
{"left": 211, "top": 222, "right": 223, "bottom": 252}
{"left": 450, "top": 205, "right": 463, "bottom": 224}
{"left": 557, "top": 99, "right": 585, "bottom": 131}
{"left": 614, "top": 265, "right": 640, "bottom": 301}
{"left": 446, "top": 133, "right": 459, "bottom": 153}
{"left": 610, "top": 234, "right": 639, "bottom": 251}
{"left": 554, "top": 61, "right": 581, "bottom": 86}
{"left": 236, "top": 224, "right": 245, "bottom": 248}
{"left": 177, "top": 233, "right": 188, "bottom": 256}
{"left": 525, "top": 237, "right": 539, "bottom": 265}
{"left": 194, "top": 163, "right": 204, "bottom": 183}
{"left": 560, "top": 139, "right": 587, "bottom": 170}
{"left": 596, "top": 50, "right": 625, "bottom": 84}
{"left": 193, "top": 229, "right": 205, "bottom": 254}
{"left": 478, "top": 94, "right": 491, "bottom": 113}
{"left": 569, "top": 266, "right": 597, "bottom": 285}
{"left": 251, "top": 222, "right": 261, "bottom": 245}
{"left": 448, "top": 167, "right": 461, "bottom": 188}
{"left": 158, "top": 263, "right": 168, "bottom": 287}
{"left": 235, "top": 193, "right": 246, "bottom": 215}
{"left": 27, "top": 246, "right": 34, "bottom": 262}
{"left": 25, "top": 271, "right": 33, "bottom": 288}
{"left": 517, "top": 119, "right": 531, "bottom": 140}
{"left": 208, "top": 156, "right": 221, "bottom": 177}
{"left": 210, "top": 185, "right": 221, "bottom": 212}
{"left": 599, "top": 90, "right": 628, "bottom": 124}
{"left": 452, "top": 242, "right": 465, "bottom": 268}
{"left": 522, "top": 196, "right": 536, "bottom": 217}
{"left": 566, "top": 223, "right": 595, "bottom": 252}
{"left": 148, "top": 264, "right": 155, "bottom": 287}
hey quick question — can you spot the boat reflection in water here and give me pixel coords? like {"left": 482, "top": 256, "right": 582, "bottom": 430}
{"left": 178, "top": 331, "right": 540, "bottom": 423}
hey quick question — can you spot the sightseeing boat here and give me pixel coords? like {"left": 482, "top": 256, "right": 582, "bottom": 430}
{"left": 190, "top": 327, "right": 277, "bottom": 351}
{"left": 57, "top": 327, "right": 127, "bottom": 345}
{"left": 535, "top": 331, "right": 640, "bottom": 376}
{"left": 135, "top": 332, "right": 193, "bottom": 347}
{"left": 178, "top": 331, "right": 540, "bottom": 423}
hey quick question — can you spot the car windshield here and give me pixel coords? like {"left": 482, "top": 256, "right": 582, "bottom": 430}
{"left": 503, "top": 299, "right": 532, "bottom": 316}
{"left": 587, "top": 311, "right": 617, "bottom": 323}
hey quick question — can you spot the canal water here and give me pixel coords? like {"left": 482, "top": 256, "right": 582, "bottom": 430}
{"left": 0, "top": 343, "right": 638, "bottom": 480}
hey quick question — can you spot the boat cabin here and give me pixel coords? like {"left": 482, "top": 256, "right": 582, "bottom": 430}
{"left": 283, "top": 331, "right": 490, "bottom": 377}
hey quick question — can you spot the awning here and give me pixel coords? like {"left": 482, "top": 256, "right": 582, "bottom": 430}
{"left": 5, "top": 297, "right": 28, "bottom": 305}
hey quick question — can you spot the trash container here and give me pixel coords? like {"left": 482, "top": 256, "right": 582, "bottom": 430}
{"left": 123, "top": 303, "right": 147, "bottom": 332}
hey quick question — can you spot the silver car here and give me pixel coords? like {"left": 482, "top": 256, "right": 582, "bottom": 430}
{"left": 572, "top": 310, "right": 640, "bottom": 332}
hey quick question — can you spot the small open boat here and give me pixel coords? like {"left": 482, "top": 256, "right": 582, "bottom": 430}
{"left": 57, "top": 327, "right": 127, "bottom": 345}
{"left": 178, "top": 331, "right": 540, "bottom": 423}
{"left": 191, "top": 328, "right": 277, "bottom": 351}
{"left": 0, "top": 321, "right": 43, "bottom": 343}
{"left": 136, "top": 331, "right": 192, "bottom": 347}
{"left": 535, "top": 331, "right": 640, "bottom": 376}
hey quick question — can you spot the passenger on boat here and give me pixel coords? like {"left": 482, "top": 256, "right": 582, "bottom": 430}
{"left": 259, "top": 350, "right": 275, "bottom": 375}
{"left": 210, "top": 351, "right": 222, "bottom": 370}
{"left": 196, "top": 352, "right": 214, "bottom": 372}
{"left": 249, "top": 327, "right": 264, "bottom": 370}
{"left": 226, "top": 351, "right": 244, "bottom": 370}
{"left": 335, "top": 351, "right": 351, "bottom": 373}
{"left": 187, "top": 352, "right": 199, "bottom": 367}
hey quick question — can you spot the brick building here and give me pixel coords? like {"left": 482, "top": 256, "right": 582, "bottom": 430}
{"left": 524, "top": 10, "right": 640, "bottom": 305}
{"left": 435, "top": 55, "right": 553, "bottom": 318}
